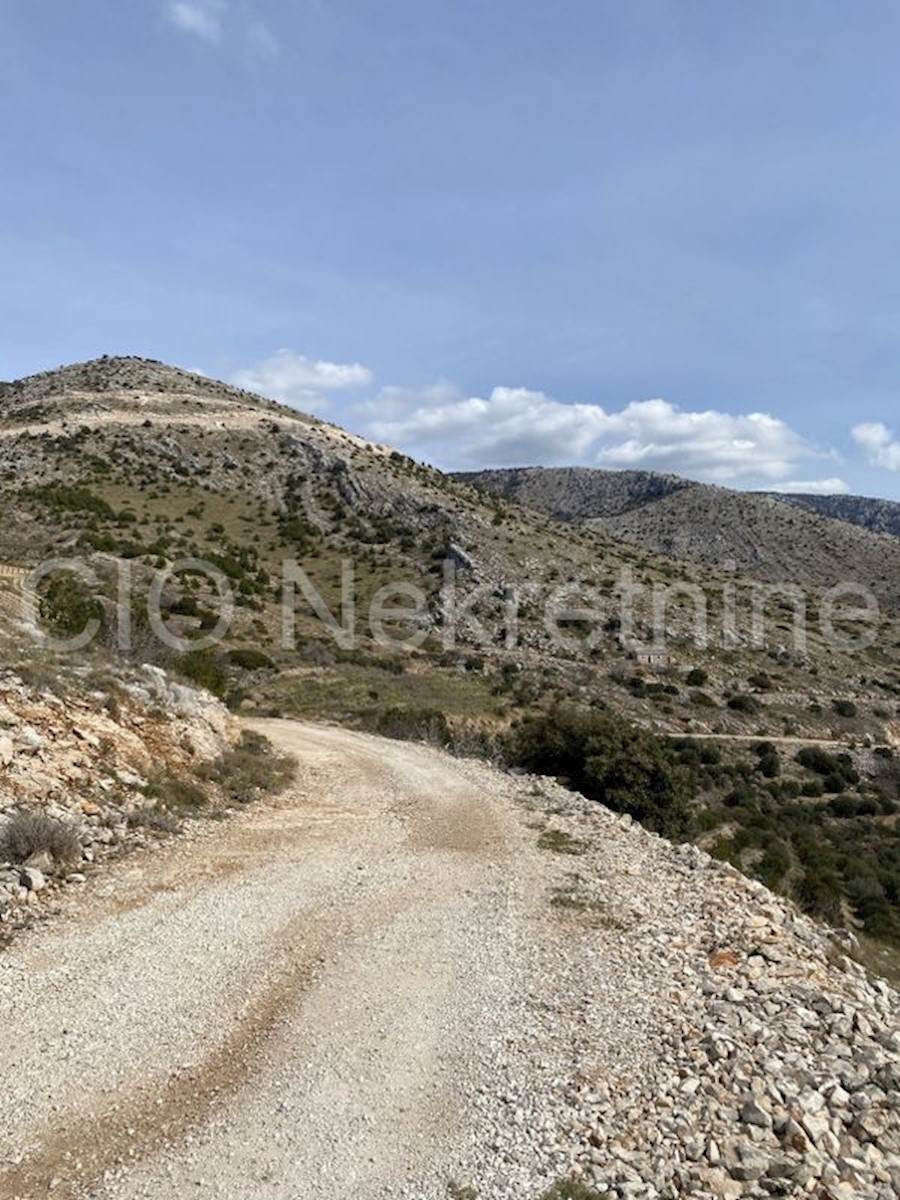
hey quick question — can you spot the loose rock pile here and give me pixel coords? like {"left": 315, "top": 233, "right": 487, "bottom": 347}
{"left": 469, "top": 771, "right": 900, "bottom": 1200}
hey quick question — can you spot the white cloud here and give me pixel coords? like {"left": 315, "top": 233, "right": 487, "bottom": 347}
{"left": 852, "top": 422, "right": 900, "bottom": 471}
{"left": 364, "top": 384, "right": 826, "bottom": 482}
{"left": 164, "top": 1, "right": 225, "bottom": 44}
{"left": 769, "top": 478, "right": 850, "bottom": 495}
{"left": 232, "top": 349, "right": 374, "bottom": 411}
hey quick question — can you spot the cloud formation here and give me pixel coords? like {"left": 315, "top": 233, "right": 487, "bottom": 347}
{"left": 770, "top": 478, "right": 850, "bottom": 495}
{"left": 163, "top": 2, "right": 277, "bottom": 56}
{"left": 364, "top": 384, "right": 826, "bottom": 482}
{"left": 852, "top": 422, "right": 900, "bottom": 471}
{"left": 232, "top": 349, "right": 374, "bottom": 411}
{"left": 164, "top": 1, "right": 224, "bottom": 44}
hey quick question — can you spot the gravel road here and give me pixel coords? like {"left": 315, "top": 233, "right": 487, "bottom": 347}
{"left": 0, "top": 720, "right": 554, "bottom": 1200}
{"left": 6, "top": 719, "right": 897, "bottom": 1200}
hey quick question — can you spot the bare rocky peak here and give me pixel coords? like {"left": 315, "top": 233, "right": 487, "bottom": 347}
{"left": 0, "top": 355, "right": 306, "bottom": 425}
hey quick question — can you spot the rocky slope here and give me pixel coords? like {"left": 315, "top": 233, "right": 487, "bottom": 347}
{"left": 778, "top": 492, "right": 900, "bottom": 540}
{"left": 457, "top": 466, "right": 900, "bottom": 604}
{"left": 0, "top": 642, "right": 233, "bottom": 932}
{"left": 502, "top": 767, "right": 900, "bottom": 1200}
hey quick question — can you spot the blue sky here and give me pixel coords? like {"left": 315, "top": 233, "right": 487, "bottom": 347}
{"left": 4, "top": 1, "right": 900, "bottom": 495}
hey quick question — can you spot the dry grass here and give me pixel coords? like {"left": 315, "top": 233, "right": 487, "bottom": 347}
{"left": 0, "top": 811, "right": 81, "bottom": 865}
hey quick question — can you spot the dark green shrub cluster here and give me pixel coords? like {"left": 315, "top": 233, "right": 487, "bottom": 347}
{"left": 727, "top": 693, "right": 760, "bottom": 715}
{"left": 176, "top": 649, "right": 228, "bottom": 697}
{"left": 39, "top": 574, "right": 103, "bottom": 637}
{"left": 227, "top": 647, "right": 275, "bottom": 671}
{"left": 367, "top": 705, "right": 451, "bottom": 745}
{"left": 504, "top": 706, "right": 693, "bottom": 838}
{"left": 24, "top": 482, "right": 116, "bottom": 519}
{"left": 796, "top": 747, "right": 859, "bottom": 792}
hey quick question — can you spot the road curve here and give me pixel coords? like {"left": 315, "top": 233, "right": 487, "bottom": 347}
{"left": 0, "top": 720, "right": 540, "bottom": 1200}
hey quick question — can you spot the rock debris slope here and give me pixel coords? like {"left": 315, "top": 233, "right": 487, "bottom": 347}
{"left": 0, "top": 661, "right": 230, "bottom": 929}
{"left": 1, "top": 719, "right": 898, "bottom": 1199}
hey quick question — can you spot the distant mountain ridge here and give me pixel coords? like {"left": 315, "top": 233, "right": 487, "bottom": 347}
{"left": 775, "top": 491, "right": 900, "bottom": 540}
{"left": 455, "top": 465, "right": 900, "bottom": 600}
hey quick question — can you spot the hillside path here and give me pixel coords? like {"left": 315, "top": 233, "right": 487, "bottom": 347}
{"left": 0, "top": 720, "right": 545, "bottom": 1200}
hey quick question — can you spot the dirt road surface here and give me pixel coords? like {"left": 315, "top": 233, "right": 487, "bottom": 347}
{"left": 0, "top": 720, "right": 547, "bottom": 1200}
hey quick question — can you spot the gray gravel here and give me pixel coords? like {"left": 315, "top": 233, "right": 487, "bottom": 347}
{"left": 2, "top": 719, "right": 899, "bottom": 1200}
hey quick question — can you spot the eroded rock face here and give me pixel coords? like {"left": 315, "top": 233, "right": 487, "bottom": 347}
{"left": 0, "top": 662, "right": 233, "bottom": 924}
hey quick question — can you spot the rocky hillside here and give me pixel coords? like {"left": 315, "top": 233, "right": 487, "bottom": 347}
{"left": 458, "top": 466, "right": 900, "bottom": 604}
{"left": 2, "top": 357, "right": 900, "bottom": 747}
{"left": 778, "top": 491, "right": 900, "bottom": 540}
{"left": 454, "top": 465, "right": 693, "bottom": 520}
{"left": 5, "top": 357, "right": 900, "bottom": 951}
{"left": 0, "top": 638, "right": 236, "bottom": 934}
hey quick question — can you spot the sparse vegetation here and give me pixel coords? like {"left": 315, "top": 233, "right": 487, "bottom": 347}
{"left": 198, "top": 729, "right": 295, "bottom": 804}
{"left": 541, "top": 1180, "right": 610, "bottom": 1200}
{"left": 0, "top": 811, "right": 81, "bottom": 865}
{"left": 537, "top": 828, "right": 587, "bottom": 855}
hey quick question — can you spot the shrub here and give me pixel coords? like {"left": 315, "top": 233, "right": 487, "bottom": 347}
{"left": 822, "top": 772, "right": 847, "bottom": 795}
{"left": 199, "top": 730, "right": 295, "bottom": 804}
{"left": 25, "top": 482, "right": 116, "bottom": 519}
{"left": 227, "top": 647, "right": 275, "bottom": 671}
{"left": 369, "top": 706, "right": 451, "bottom": 745}
{"left": 685, "top": 667, "right": 708, "bottom": 687}
{"left": 757, "top": 752, "right": 781, "bottom": 779}
{"left": 39, "top": 575, "right": 103, "bottom": 638}
{"left": 748, "top": 672, "right": 772, "bottom": 691}
{"left": 145, "top": 771, "right": 208, "bottom": 812}
{"left": 177, "top": 649, "right": 228, "bottom": 697}
{"left": 505, "top": 707, "right": 692, "bottom": 838}
{"left": 833, "top": 699, "right": 858, "bottom": 719}
{"left": 797, "top": 747, "right": 841, "bottom": 776}
{"left": 0, "top": 811, "right": 81, "bottom": 865}
{"left": 727, "top": 693, "right": 760, "bottom": 714}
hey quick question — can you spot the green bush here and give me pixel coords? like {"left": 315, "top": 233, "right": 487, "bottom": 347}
{"left": 505, "top": 707, "right": 692, "bottom": 838}
{"left": 39, "top": 575, "right": 103, "bottom": 638}
{"left": 368, "top": 706, "right": 451, "bottom": 745}
{"left": 685, "top": 667, "right": 708, "bottom": 687}
{"left": 748, "top": 672, "right": 772, "bottom": 691}
{"left": 227, "top": 647, "right": 275, "bottom": 671}
{"left": 177, "top": 649, "right": 228, "bottom": 697}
